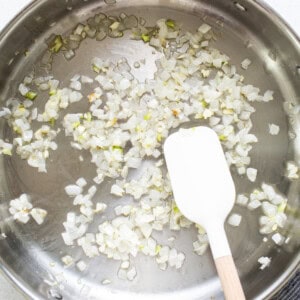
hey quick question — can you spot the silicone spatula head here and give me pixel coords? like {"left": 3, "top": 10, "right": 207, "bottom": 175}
{"left": 164, "top": 126, "right": 235, "bottom": 237}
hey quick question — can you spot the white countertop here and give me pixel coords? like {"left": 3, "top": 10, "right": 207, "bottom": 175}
{"left": 0, "top": 1, "right": 299, "bottom": 299}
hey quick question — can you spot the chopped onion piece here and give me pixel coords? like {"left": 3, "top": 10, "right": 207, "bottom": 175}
{"left": 258, "top": 256, "right": 271, "bottom": 270}
{"left": 228, "top": 213, "right": 242, "bottom": 227}
{"left": 95, "top": 202, "right": 107, "bottom": 213}
{"left": 271, "top": 232, "right": 284, "bottom": 245}
{"left": 69, "top": 91, "right": 83, "bottom": 103}
{"left": 111, "top": 184, "right": 124, "bottom": 197}
{"left": 247, "top": 168, "right": 257, "bottom": 182}
{"left": 70, "top": 81, "right": 82, "bottom": 91}
{"left": 101, "top": 279, "right": 111, "bottom": 285}
{"left": 247, "top": 199, "right": 261, "bottom": 210}
{"left": 236, "top": 194, "right": 248, "bottom": 206}
{"left": 121, "top": 261, "right": 130, "bottom": 269}
{"left": 285, "top": 161, "right": 299, "bottom": 180}
{"left": 76, "top": 177, "right": 87, "bottom": 187}
{"left": 30, "top": 208, "right": 47, "bottom": 225}
{"left": 241, "top": 58, "right": 251, "bottom": 70}
{"left": 65, "top": 185, "right": 82, "bottom": 197}
{"left": 81, "top": 75, "right": 93, "bottom": 84}
{"left": 198, "top": 23, "right": 211, "bottom": 34}
{"left": 61, "top": 255, "right": 74, "bottom": 266}
{"left": 117, "top": 269, "right": 127, "bottom": 280}
{"left": 263, "top": 90, "right": 274, "bottom": 102}
{"left": 268, "top": 123, "right": 280, "bottom": 135}
{"left": 18, "top": 83, "right": 29, "bottom": 96}
{"left": 126, "top": 267, "right": 137, "bottom": 281}
{"left": 76, "top": 260, "right": 87, "bottom": 272}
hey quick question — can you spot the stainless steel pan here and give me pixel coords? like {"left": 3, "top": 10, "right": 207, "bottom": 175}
{"left": 0, "top": 0, "right": 299, "bottom": 299}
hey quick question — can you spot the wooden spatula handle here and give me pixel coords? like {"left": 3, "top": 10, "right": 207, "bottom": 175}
{"left": 215, "top": 255, "right": 246, "bottom": 300}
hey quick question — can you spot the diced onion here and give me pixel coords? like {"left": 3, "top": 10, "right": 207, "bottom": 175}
{"left": 247, "top": 168, "right": 257, "bottom": 182}
{"left": 258, "top": 256, "right": 271, "bottom": 270}
{"left": 76, "top": 260, "right": 87, "bottom": 271}
{"left": 65, "top": 184, "right": 82, "bottom": 196}
{"left": 268, "top": 123, "right": 280, "bottom": 135}
{"left": 241, "top": 58, "right": 251, "bottom": 70}
{"left": 228, "top": 213, "right": 242, "bottom": 227}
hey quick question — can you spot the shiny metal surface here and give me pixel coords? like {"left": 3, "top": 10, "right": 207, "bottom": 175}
{"left": 0, "top": 0, "right": 299, "bottom": 299}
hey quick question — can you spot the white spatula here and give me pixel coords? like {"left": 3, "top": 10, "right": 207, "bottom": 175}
{"left": 164, "top": 126, "right": 245, "bottom": 300}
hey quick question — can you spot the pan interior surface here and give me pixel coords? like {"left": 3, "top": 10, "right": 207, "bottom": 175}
{"left": 0, "top": 0, "right": 299, "bottom": 299}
